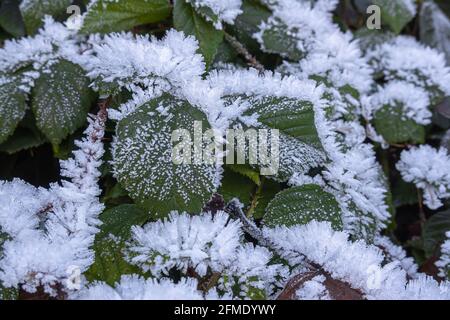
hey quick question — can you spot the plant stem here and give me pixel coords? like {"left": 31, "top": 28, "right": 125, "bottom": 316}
{"left": 224, "top": 32, "right": 265, "bottom": 73}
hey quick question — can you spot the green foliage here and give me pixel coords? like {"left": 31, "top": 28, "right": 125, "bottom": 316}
{"left": 173, "top": 0, "right": 224, "bottom": 66}
{"left": 373, "top": 0, "right": 416, "bottom": 34}
{"left": 31, "top": 59, "right": 96, "bottom": 146}
{"left": 258, "top": 21, "right": 304, "bottom": 60}
{"left": 0, "top": 0, "right": 25, "bottom": 37}
{"left": 20, "top": 0, "right": 71, "bottom": 34}
{"left": 81, "top": 0, "right": 171, "bottom": 34}
{"left": 264, "top": 184, "right": 343, "bottom": 229}
{"left": 373, "top": 105, "right": 426, "bottom": 144}
{"left": 0, "top": 76, "right": 28, "bottom": 144}
{"left": 85, "top": 204, "right": 149, "bottom": 286}
{"left": 423, "top": 209, "right": 450, "bottom": 257}
{"left": 229, "top": 0, "right": 271, "bottom": 53}
{"left": 112, "top": 94, "right": 218, "bottom": 218}
{"left": 219, "top": 166, "right": 255, "bottom": 206}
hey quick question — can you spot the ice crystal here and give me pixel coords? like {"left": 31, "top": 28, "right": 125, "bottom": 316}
{"left": 396, "top": 145, "right": 450, "bottom": 210}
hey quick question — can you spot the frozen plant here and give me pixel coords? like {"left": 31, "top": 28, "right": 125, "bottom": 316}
{"left": 1, "top": 0, "right": 450, "bottom": 301}
{"left": 396, "top": 145, "right": 450, "bottom": 210}
{"left": 0, "top": 107, "right": 106, "bottom": 295}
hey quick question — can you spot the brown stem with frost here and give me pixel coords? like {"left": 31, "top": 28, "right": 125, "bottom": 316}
{"left": 224, "top": 32, "right": 265, "bottom": 73}
{"left": 225, "top": 199, "right": 365, "bottom": 300}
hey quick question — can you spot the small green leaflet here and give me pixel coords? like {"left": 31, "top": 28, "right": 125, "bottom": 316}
{"left": 373, "top": 0, "right": 416, "bottom": 34}
{"left": 173, "top": 0, "right": 224, "bottom": 67}
{"left": 227, "top": 163, "right": 261, "bottom": 186}
{"left": 0, "top": 75, "right": 28, "bottom": 144}
{"left": 264, "top": 184, "right": 343, "bottom": 229}
{"left": 81, "top": 0, "right": 171, "bottom": 34}
{"left": 373, "top": 105, "right": 425, "bottom": 144}
{"left": 112, "top": 93, "right": 219, "bottom": 218}
{"left": 219, "top": 167, "right": 255, "bottom": 208}
{"left": 251, "top": 177, "right": 281, "bottom": 220}
{"left": 31, "top": 59, "right": 96, "bottom": 146}
{"left": 423, "top": 209, "right": 450, "bottom": 258}
{"left": 20, "top": 0, "right": 71, "bottom": 34}
{"left": 85, "top": 204, "right": 149, "bottom": 286}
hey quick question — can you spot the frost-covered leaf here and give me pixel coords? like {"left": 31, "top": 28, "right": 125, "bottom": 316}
{"left": 423, "top": 210, "right": 450, "bottom": 258}
{"left": 72, "top": 276, "right": 204, "bottom": 300}
{"left": 0, "top": 75, "right": 28, "bottom": 144}
{"left": 97, "top": 204, "right": 149, "bottom": 239}
{"left": 228, "top": 94, "right": 324, "bottom": 181}
{"left": 396, "top": 145, "right": 450, "bottom": 210}
{"left": 0, "top": 285, "right": 18, "bottom": 300}
{"left": 186, "top": 0, "right": 243, "bottom": 30}
{"left": 173, "top": 0, "right": 224, "bottom": 66}
{"left": 0, "top": 0, "right": 25, "bottom": 37}
{"left": 367, "top": 36, "right": 450, "bottom": 103}
{"left": 373, "top": 0, "right": 417, "bottom": 34}
{"left": 242, "top": 95, "right": 321, "bottom": 148}
{"left": 353, "top": 28, "right": 395, "bottom": 53}
{"left": 112, "top": 94, "right": 219, "bottom": 217}
{"left": 81, "top": 0, "right": 171, "bottom": 34}
{"left": 264, "top": 184, "right": 343, "bottom": 229}
{"left": 420, "top": 1, "right": 450, "bottom": 64}
{"left": 373, "top": 105, "right": 426, "bottom": 144}
{"left": 85, "top": 204, "right": 149, "bottom": 286}
{"left": 129, "top": 211, "right": 242, "bottom": 277}
{"left": 257, "top": 21, "right": 303, "bottom": 60}
{"left": 227, "top": 0, "right": 271, "bottom": 53}
{"left": 20, "top": 0, "right": 71, "bottom": 34}
{"left": 31, "top": 59, "right": 96, "bottom": 146}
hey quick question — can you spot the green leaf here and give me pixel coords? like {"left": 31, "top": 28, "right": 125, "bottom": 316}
{"left": 0, "top": 75, "right": 28, "bottom": 144}
{"left": 173, "top": 0, "right": 224, "bottom": 66}
{"left": 31, "top": 59, "right": 96, "bottom": 146}
{"left": 0, "top": 285, "right": 18, "bottom": 300}
{"left": 227, "top": 95, "right": 325, "bottom": 181}
{"left": 258, "top": 20, "right": 304, "bottom": 60}
{"left": 112, "top": 93, "right": 219, "bottom": 218}
{"left": 353, "top": 28, "right": 395, "bottom": 53}
{"left": 243, "top": 95, "right": 321, "bottom": 148}
{"left": 20, "top": 0, "right": 71, "bottom": 34}
{"left": 419, "top": 1, "right": 450, "bottom": 64}
{"left": 264, "top": 184, "right": 343, "bottom": 229}
{"left": 373, "top": 0, "right": 416, "bottom": 34}
{"left": 423, "top": 209, "right": 450, "bottom": 257}
{"left": 85, "top": 204, "right": 149, "bottom": 286}
{"left": 228, "top": 164, "right": 261, "bottom": 186}
{"left": 81, "top": 0, "right": 171, "bottom": 34}
{"left": 0, "top": 127, "right": 46, "bottom": 154}
{"left": 97, "top": 204, "right": 149, "bottom": 239}
{"left": 219, "top": 167, "right": 255, "bottom": 206}
{"left": 252, "top": 177, "right": 281, "bottom": 220}
{"left": 0, "top": 0, "right": 25, "bottom": 37}
{"left": 229, "top": 0, "right": 271, "bottom": 53}
{"left": 392, "top": 179, "right": 418, "bottom": 207}
{"left": 373, "top": 105, "right": 426, "bottom": 145}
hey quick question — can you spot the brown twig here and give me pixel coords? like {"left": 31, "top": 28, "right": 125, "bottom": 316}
{"left": 224, "top": 32, "right": 265, "bottom": 73}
